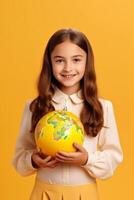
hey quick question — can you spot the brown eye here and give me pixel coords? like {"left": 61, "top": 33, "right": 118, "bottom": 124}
{"left": 74, "top": 58, "right": 81, "bottom": 62}
{"left": 55, "top": 59, "right": 64, "bottom": 63}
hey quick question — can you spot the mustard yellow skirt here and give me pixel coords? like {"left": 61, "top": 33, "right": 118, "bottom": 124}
{"left": 30, "top": 179, "right": 99, "bottom": 200}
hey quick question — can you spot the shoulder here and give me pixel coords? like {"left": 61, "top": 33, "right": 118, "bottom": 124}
{"left": 22, "top": 99, "right": 34, "bottom": 113}
{"left": 98, "top": 98, "right": 116, "bottom": 125}
{"left": 25, "top": 99, "right": 33, "bottom": 106}
{"left": 98, "top": 98, "right": 115, "bottom": 119}
{"left": 98, "top": 98, "right": 113, "bottom": 109}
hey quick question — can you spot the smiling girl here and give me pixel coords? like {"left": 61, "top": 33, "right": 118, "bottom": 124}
{"left": 13, "top": 28, "right": 123, "bottom": 200}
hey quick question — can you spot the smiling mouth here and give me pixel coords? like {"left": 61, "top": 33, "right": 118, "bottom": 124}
{"left": 61, "top": 74, "right": 77, "bottom": 78}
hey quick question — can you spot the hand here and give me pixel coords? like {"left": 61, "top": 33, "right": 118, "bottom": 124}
{"left": 55, "top": 143, "right": 88, "bottom": 166}
{"left": 31, "top": 150, "right": 59, "bottom": 168}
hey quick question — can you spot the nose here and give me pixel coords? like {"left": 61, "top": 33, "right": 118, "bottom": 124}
{"left": 63, "top": 61, "right": 73, "bottom": 72}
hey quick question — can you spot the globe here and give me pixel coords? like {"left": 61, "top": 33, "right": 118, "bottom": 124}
{"left": 34, "top": 110, "right": 85, "bottom": 157}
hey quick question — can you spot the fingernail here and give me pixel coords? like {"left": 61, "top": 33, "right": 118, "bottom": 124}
{"left": 48, "top": 156, "right": 51, "bottom": 159}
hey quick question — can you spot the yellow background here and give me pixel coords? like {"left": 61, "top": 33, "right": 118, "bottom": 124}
{"left": 1, "top": 0, "right": 134, "bottom": 199}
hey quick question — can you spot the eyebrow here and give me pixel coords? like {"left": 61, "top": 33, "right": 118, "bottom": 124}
{"left": 53, "top": 55, "right": 84, "bottom": 59}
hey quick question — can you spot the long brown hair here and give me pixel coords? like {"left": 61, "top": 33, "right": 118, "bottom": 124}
{"left": 30, "top": 28, "right": 104, "bottom": 137}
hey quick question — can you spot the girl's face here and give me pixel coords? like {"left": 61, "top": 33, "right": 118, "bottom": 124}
{"left": 51, "top": 41, "right": 87, "bottom": 94}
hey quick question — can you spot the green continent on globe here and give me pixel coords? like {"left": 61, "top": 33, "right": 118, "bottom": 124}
{"left": 47, "top": 111, "right": 82, "bottom": 141}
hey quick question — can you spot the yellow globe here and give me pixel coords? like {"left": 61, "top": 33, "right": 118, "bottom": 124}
{"left": 34, "top": 110, "right": 85, "bottom": 157}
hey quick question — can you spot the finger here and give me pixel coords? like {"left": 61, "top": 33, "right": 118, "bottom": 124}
{"left": 33, "top": 149, "right": 39, "bottom": 154}
{"left": 46, "top": 159, "right": 59, "bottom": 167}
{"left": 55, "top": 157, "right": 74, "bottom": 163}
{"left": 50, "top": 163, "right": 59, "bottom": 168}
{"left": 39, "top": 152, "right": 47, "bottom": 159}
{"left": 73, "top": 143, "right": 86, "bottom": 152}
{"left": 56, "top": 154, "right": 74, "bottom": 161}
{"left": 34, "top": 155, "right": 51, "bottom": 165}
{"left": 49, "top": 161, "right": 60, "bottom": 168}
{"left": 43, "top": 156, "right": 52, "bottom": 163}
{"left": 57, "top": 151, "right": 76, "bottom": 158}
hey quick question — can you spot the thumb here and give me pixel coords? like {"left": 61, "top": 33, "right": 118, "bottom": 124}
{"left": 73, "top": 143, "right": 85, "bottom": 152}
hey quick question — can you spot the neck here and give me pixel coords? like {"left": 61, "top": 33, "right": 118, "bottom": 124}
{"left": 57, "top": 84, "right": 81, "bottom": 95}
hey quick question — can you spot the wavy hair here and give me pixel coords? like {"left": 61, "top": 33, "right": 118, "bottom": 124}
{"left": 30, "top": 28, "right": 104, "bottom": 137}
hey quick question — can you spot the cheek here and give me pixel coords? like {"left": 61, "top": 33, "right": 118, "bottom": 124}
{"left": 79, "top": 63, "right": 86, "bottom": 75}
{"left": 52, "top": 64, "right": 62, "bottom": 76}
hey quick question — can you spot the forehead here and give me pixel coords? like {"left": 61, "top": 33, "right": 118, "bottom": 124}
{"left": 51, "top": 41, "right": 86, "bottom": 57}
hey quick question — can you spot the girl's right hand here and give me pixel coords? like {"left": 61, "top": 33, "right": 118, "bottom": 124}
{"left": 31, "top": 150, "right": 59, "bottom": 168}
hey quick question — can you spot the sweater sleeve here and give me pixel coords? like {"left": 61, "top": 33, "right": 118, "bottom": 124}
{"left": 82, "top": 100, "right": 123, "bottom": 179}
{"left": 12, "top": 100, "right": 37, "bottom": 176}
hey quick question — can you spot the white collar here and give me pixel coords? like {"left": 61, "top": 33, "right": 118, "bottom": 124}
{"left": 52, "top": 86, "right": 84, "bottom": 104}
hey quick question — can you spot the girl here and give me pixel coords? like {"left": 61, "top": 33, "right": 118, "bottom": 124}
{"left": 13, "top": 28, "right": 123, "bottom": 200}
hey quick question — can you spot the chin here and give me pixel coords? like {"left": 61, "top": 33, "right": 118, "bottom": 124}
{"left": 60, "top": 82, "right": 77, "bottom": 87}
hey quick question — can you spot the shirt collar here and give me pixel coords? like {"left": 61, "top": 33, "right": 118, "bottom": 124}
{"left": 52, "top": 86, "right": 84, "bottom": 104}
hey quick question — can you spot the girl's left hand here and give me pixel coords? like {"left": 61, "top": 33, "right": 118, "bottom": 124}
{"left": 55, "top": 143, "right": 88, "bottom": 166}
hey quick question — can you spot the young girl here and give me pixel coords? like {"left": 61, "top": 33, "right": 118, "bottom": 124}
{"left": 13, "top": 28, "right": 123, "bottom": 200}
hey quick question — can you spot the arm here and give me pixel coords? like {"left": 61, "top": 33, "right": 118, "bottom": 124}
{"left": 82, "top": 100, "right": 123, "bottom": 179}
{"left": 12, "top": 101, "right": 37, "bottom": 176}
{"left": 12, "top": 101, "right": 59, "bottom": 176}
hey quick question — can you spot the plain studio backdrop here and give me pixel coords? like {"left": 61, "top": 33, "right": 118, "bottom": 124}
{"left": 0, "top": 0, "right": 134, "bottom": 199}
